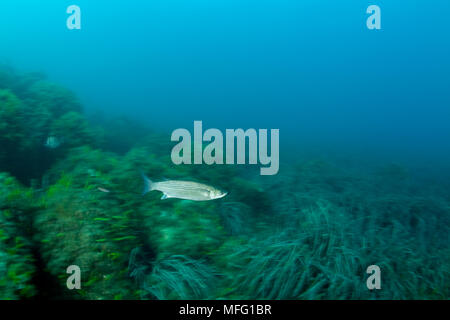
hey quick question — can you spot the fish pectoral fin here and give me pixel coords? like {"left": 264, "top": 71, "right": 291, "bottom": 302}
{"left": 161, "top": 193, "right": 169, "bottom": 200}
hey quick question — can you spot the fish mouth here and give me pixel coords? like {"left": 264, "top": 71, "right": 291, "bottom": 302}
{"left": 218, "top": 192, "right": 228, "bottom": 199}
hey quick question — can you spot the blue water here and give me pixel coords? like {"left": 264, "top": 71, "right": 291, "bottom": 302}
{"left": 1, "top": 0, "right": 449, "bottom": 167}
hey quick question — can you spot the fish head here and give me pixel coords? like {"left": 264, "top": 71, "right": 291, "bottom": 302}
{"left": 210, "top": 188, "right": 228, "bottom": 200}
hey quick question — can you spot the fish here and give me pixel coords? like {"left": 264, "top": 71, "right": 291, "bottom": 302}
{"left": 98, "top": 187, "right": 111, "bottom": 193}
{"left": 44, "top": 136, "right": 62, "bottom": 149}
{"left": 141, "top": 174, "right": 227, "bottom": 201}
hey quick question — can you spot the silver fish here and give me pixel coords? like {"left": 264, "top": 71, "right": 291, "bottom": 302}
{"left": 142, "top": 174, "right": 227, "bottom": 201}
{"left": 44, "top": 136, "right": 61, "bottom": 149}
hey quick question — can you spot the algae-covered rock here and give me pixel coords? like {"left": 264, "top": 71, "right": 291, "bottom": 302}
{"left": 33, "top": 149, "right": 144, "bottom": 299}
{"left": 140, "top": 200, "right": 226, "bottom": 260}
{"left": 0, "top": 173, "right": 36, "bottom": 299}
{"left": 0, "top": 90, "right": 26, "bottom": 150}
{"left": 51, "top": 111, "right": 103, "bottom": 149}
{"left": 24, "top": 80, "right": 82, "bottom": 118}
{"left": 0, "top": 67, "right": 103, "bottom": 183}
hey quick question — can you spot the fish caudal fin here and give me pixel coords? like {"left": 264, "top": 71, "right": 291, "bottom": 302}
{"left": 141, "top": 172, "right": 154, "bottom": 195}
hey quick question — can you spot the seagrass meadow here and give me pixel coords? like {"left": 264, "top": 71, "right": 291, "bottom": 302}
{"left": 0, "top": 65, "right": 449, "bottom": 300}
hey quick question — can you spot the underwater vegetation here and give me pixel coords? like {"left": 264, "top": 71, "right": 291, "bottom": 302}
{"left": 0, "top": 65, "right": 449, "bottom": 300}
{"left": 0, "top": 173, "right": 36, "bottom": 299}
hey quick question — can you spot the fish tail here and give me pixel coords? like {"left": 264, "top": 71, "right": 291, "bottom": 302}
{"left": 141, "top": 172, "right": 154, "bottom": 195}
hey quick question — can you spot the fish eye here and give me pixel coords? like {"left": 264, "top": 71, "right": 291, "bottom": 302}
{"left": 204, "top": 190, "right": 213, "bottom": 197}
